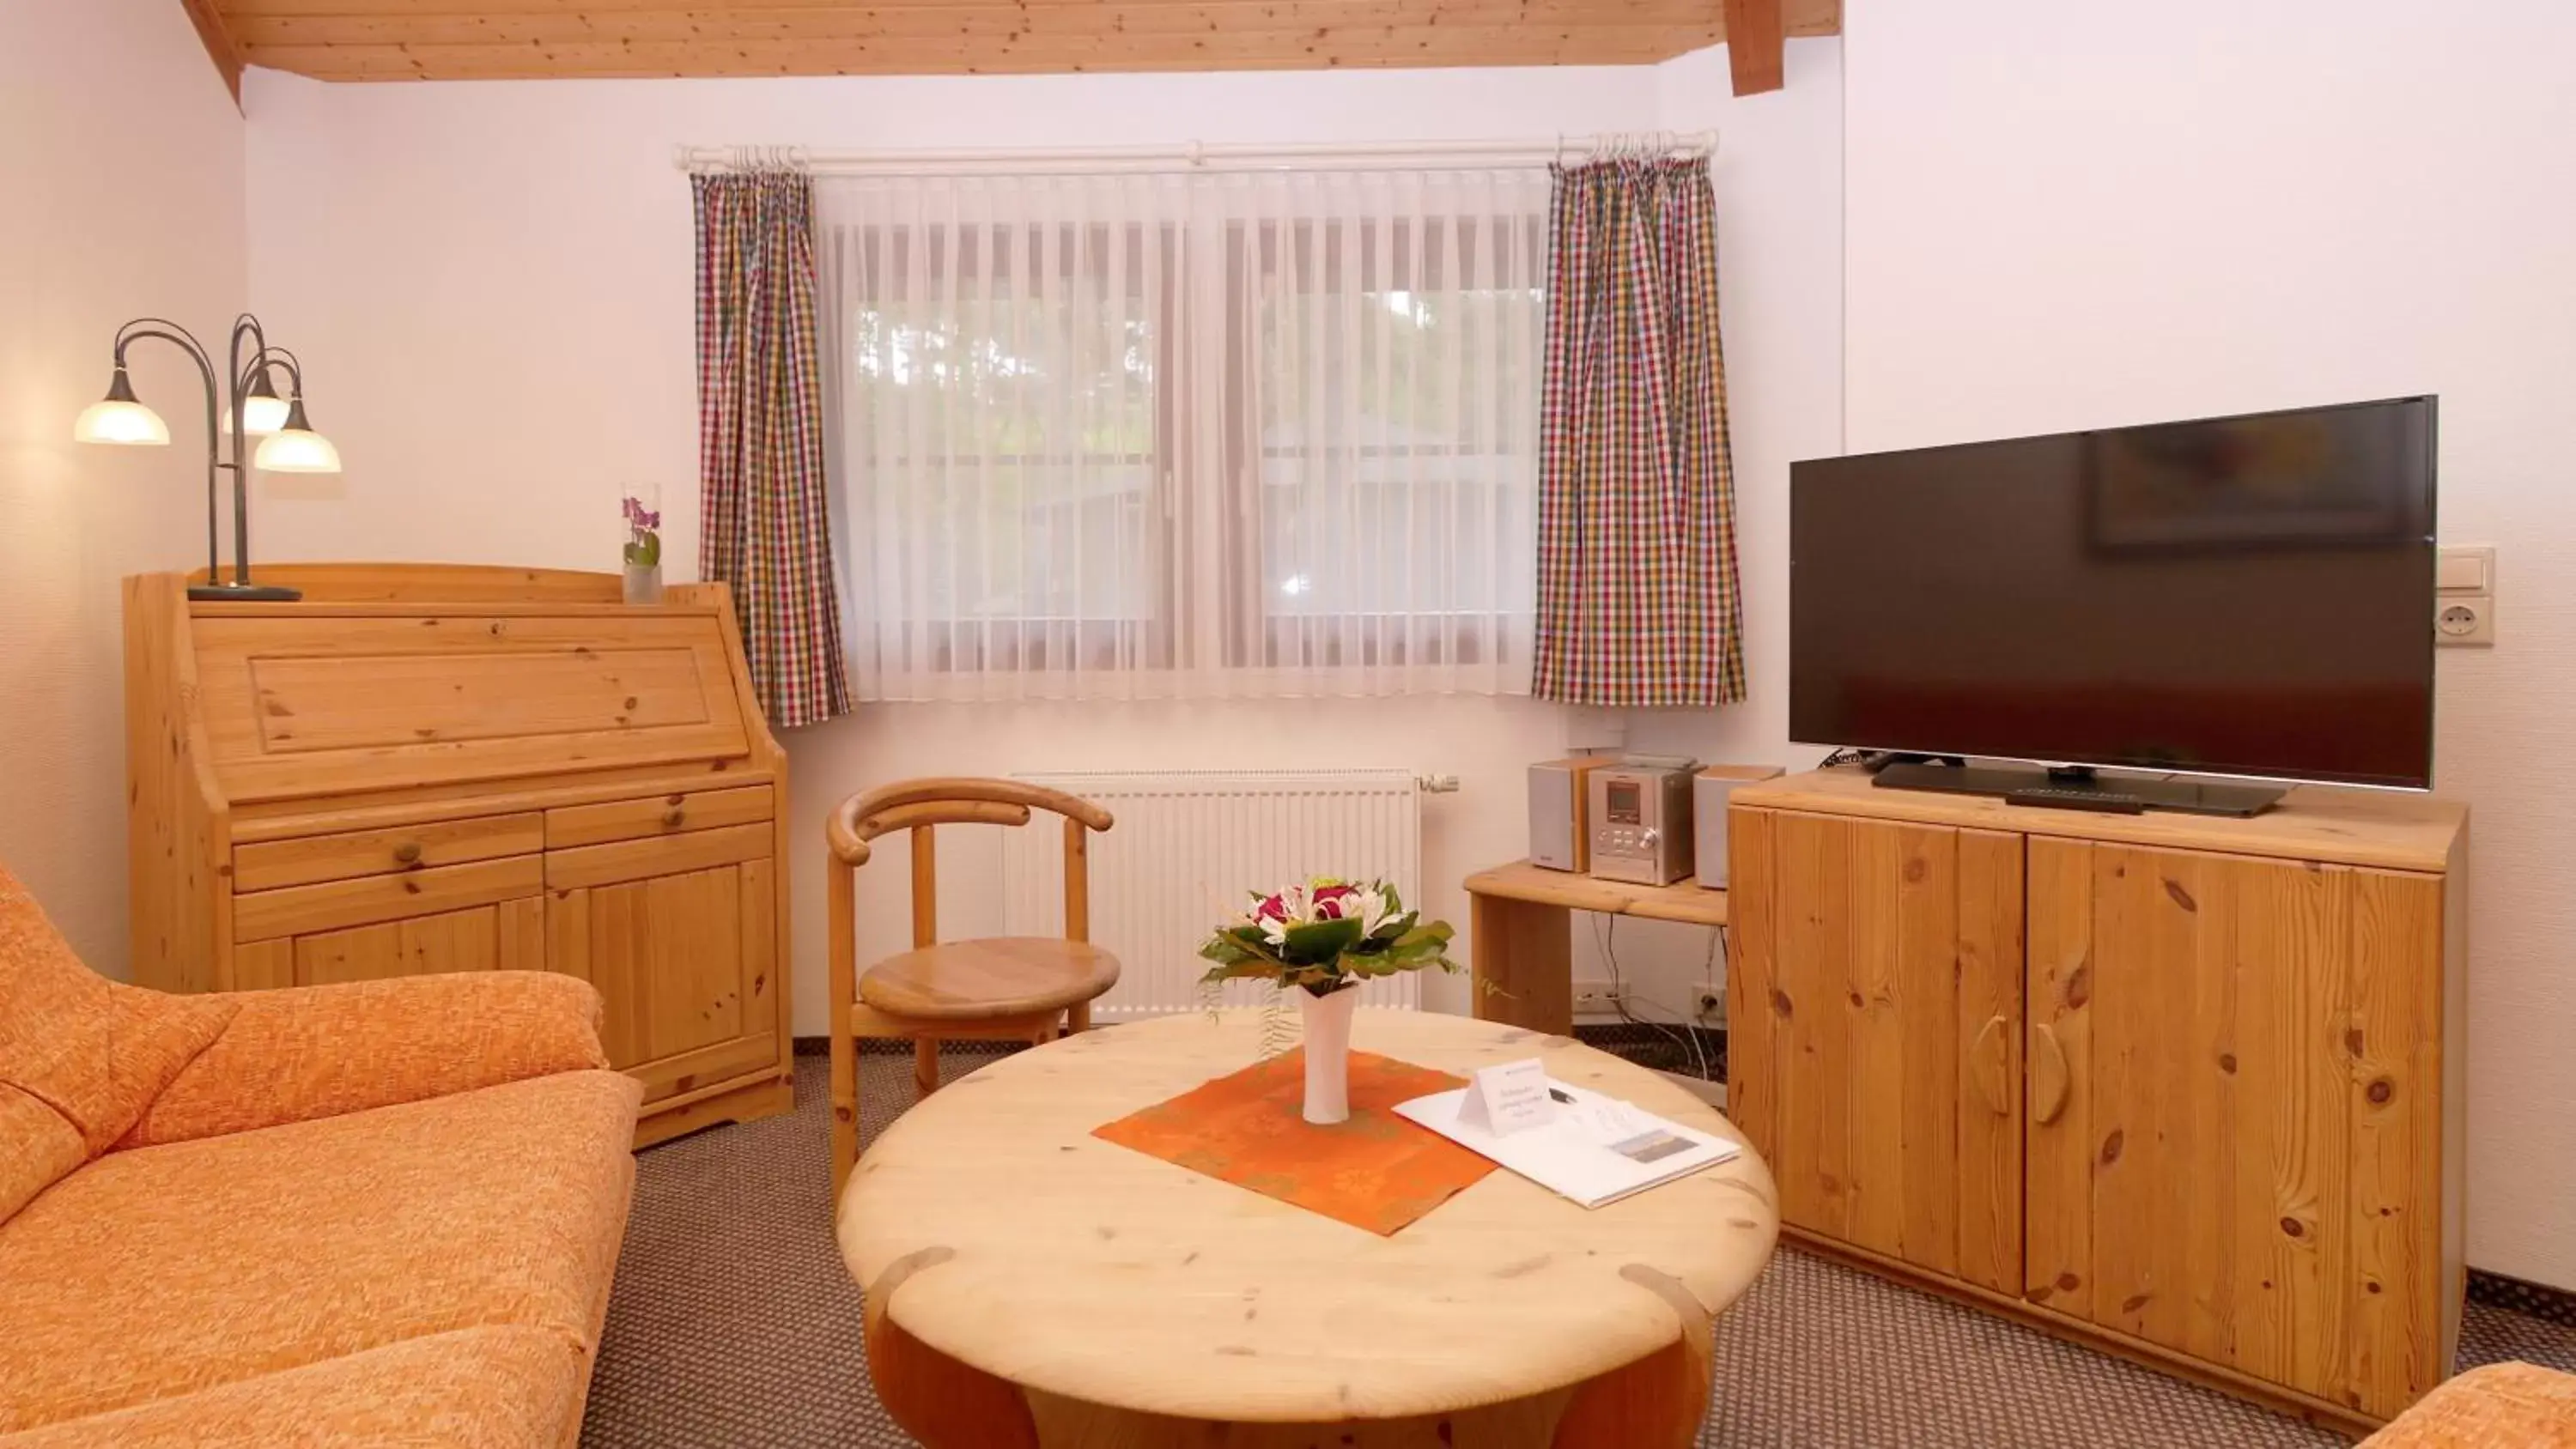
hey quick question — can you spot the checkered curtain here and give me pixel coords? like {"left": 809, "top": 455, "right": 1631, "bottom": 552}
{"left": 695, "top": 172, "right": 853, "bottom": 728}
{"left": 1532, "top": 158, "right": 1747, "bottom": 706}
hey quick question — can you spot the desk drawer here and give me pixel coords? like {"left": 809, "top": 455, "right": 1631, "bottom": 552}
{"left": 546, "top": 822, "right": 771, "bottom": 892}
{"left": 234, "top": 855, "right": 546, "bottom": 943}
{"left": 545, "top": 785, "right": 773, "bottom": 850}
{"left": 233, "top": 813, "right": 546, "bottom": 893}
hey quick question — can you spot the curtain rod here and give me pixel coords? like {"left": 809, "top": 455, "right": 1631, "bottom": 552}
{"left": 671, "top": 131, "right": 1716, "bottom": 178}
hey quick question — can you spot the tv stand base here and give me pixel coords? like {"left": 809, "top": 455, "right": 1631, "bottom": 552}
{"left": 1870, "top": 761, "right": 2283, "bottom": 818}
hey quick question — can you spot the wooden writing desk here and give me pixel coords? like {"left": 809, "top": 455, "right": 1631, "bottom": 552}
{"left": 1463, "top": 860, "right": 1728, "bottom": 1034}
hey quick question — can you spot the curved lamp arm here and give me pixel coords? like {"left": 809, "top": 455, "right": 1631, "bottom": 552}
{"left": 108, "top": 320, "right": 223, "bottom": 587}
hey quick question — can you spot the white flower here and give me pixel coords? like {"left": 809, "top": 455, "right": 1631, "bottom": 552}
{"left": 1355, "top": 885, "right": 1395, "bottom": 936}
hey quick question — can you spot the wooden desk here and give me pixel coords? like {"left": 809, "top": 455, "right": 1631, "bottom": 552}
{"left": 1464, "top": 860, "right": 1728, "bottom": 1035}
{"left": 838, "top": 1009, "right": 1778, "bottom": 1448}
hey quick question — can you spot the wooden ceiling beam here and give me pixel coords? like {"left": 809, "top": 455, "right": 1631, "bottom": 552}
{"left": 240, "top": 26, "right": 1730, "bottom": 79}
{"left": 178, "top": 0, "right": 246, "bottom": 102}
{"left": 1721, "top": 0, "right": 1783, "bottom": 94}
{"left": 213, "top": 0, "right": 1842, "bottom": 82}
{"left": 229, "top": 0, "right": 1742, "bottom": 46}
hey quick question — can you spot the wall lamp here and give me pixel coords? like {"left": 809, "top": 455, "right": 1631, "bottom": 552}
{"left": 74, "top": 313, "right": 338, "bottom": 603}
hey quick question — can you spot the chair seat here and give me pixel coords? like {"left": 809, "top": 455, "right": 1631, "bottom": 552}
{"left": 858, "top": 937, "right": 1121, "bottom": 1022}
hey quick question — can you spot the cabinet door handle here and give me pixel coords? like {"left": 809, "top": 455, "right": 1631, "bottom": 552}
{"left": 1970, "top": 1014, "right": 2011, "bottom": 1116}
{"left": 392, "top": 841, "right": 423, "bottom": 866}
{"left": 661, "top": 807, "right": 687, "bottom": 828}
{"left": 2030, "top": 1022, "right": 2071, "bottom": 1125}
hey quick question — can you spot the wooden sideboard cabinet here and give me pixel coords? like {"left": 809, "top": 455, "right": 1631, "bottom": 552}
{"left": 124, "top": 563, "right": 795, "bottom": 1147}
{"left": 1727, "top": 770, "right": 2466, "bottom": 1435}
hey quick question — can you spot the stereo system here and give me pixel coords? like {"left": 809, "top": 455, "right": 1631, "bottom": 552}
{"left": 1530, "top": 755, "right": 1784, "bottom": 888}
{"left": 1587, "top": 762, "right": 1696, "bottom": 885}
{"left": 1526, "top": 756, "right": 1612, "bottom": 872}
{"left": 1692, "top": 765, "right": 1784, "bottom": 888}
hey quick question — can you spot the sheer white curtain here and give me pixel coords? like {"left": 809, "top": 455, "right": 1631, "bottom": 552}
{"left": 817, "top": 166, "right": 1546, "bottom": 702}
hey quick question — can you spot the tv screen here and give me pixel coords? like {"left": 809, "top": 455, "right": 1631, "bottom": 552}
{"left": 1790, "top": 397, "right": 2437, "bottom": 791}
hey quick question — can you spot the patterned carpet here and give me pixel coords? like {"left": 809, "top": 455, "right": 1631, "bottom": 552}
{"left": 583, "top": 1048, "right": 2576, "bottom": 1447}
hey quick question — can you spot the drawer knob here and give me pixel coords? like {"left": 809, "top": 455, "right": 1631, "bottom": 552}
{"left": 392, "top": 842, "right": 424, "bottom": 865}
{"left": 662, "top": 807, "right": 687, "bottom": 828}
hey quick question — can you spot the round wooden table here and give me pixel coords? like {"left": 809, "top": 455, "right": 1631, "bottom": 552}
{"left": 837, "top": 1009, "right": 1778, "bottom": 1448}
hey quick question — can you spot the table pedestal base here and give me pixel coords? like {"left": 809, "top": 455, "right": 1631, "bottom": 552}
{"left": 866, "top": 1296, "right": 1713, "bottom": 1449}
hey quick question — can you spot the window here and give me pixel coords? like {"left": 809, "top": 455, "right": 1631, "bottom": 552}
{"left": 818, "top": 168, "right": 1546, "bottom": 701}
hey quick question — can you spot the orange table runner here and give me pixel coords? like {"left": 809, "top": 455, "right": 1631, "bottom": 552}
{"left": 1091, "top": 1048, "right": 1497, "bottom": 1236}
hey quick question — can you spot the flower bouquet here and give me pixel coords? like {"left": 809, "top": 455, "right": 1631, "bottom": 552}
{"left": 1199, "top": 878, "right": 1455, "bottom": 1125}
{"left": 621, "top": 492, "right": 663, "bottom": 604}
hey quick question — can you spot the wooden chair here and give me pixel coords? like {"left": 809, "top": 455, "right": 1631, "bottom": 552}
{"left": 825, "top": 777, "right": 1120, "bottom": 1199}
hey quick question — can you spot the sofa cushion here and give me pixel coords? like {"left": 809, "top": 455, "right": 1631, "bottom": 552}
{"left": 0, "top": 1085, "right": 85, "bottom": 1225}
{"left": 0, "top": 1068, "right": 641, "bottom": 1434}
{"left": 0, "top": 1325, "right": 589, "bottom": 1449}
{"left": 0, "top": 867, "right": 235, "bottom": 1216}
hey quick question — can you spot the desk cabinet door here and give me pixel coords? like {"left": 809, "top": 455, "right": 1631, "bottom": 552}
{"left": 2024, "top": 839, "right": 2445, "bottom": 1418}
{"left": 548, "top": 860, "right": 779, "bottom": 1106}
{"left": 234, "top": 897, "right": 547, "bottom": 989}
{"left": 1729, "top": 809, "right": 2026, "bottom": 1291}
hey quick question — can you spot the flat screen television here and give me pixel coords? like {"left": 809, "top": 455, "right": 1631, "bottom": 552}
{"left": 1789, "top": 397, "right": 2437, "bottom": 811}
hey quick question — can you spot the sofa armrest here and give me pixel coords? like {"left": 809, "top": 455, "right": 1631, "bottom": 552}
{"left": 116, "top": 971, "right": 611, "bottom": 1149}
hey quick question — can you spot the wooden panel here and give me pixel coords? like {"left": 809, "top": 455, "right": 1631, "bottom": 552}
{"left": 233, "top": 760, "right": 771, "bottom": 842}
{"left": 234, "top": 854, "right": 544, "bottom": 942}
{"left": 585, "top": 864, "right": 773, "bottom": 1101}
{"left": 190, "top": 611, "right": 749, "bottom": 802}
{"left": 233, "top": 812, "right": 545, "bottom": 891}
{"left": 232, "top": 937, "right": 294, "bottom": 991}
{"left": 498, "top": 894, "right": 547, "bottom": 973}
{"left": 290, "top": 901, "right": 515, "bottom": 985}
{"left": 548, "top": 887, "right": 592, "bottom": 984}
{"left": 247, "top": 648, "right": 710, "bottom": 752}
{"left": 2345, "top": 869, "right": 2445, "bottom": 1418}
{"left": 1759, "top": 810, "right": 2020, "bottom": 1285}
{"left": 1467, "top": 893, "right": 1573, "bottom": 1033}
{"left": 1732, "top": 769, "right": 2465, "bottom": 873}
{"left": 1953, "top": 828, "right": 2025, "bottom": 1295}
{"left": 1722, "top": 807, "right": 1777, "bottom": 1167}
{"left": 2024, "top": 836, "right": 2097, "bottom": 1321}
{"left": 545, "top": 785, "right": 772, "bottom": 849}
{"left": 124, "top": 573, "right": 230, "bottom": 995}
{"left": 545, "top": 822, "right": 771, "bottom": 892}
{"left": 192, "top": 561, "right": 621, "bottom": 604}
{"left": 1462, "top": 860, "right": 1727, "bottom": 928}
{"left": 2050, "top": 842, "right": 2393, "bottom": 1408}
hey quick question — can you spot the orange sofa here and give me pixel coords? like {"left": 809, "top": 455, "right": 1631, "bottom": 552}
{"left": 0, "top": 868, "right": 641, "bottom": 1448}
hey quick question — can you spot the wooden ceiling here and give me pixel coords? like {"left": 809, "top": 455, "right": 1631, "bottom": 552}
{"left": 190, "top": 0, "right": 1836, "bottom": 88}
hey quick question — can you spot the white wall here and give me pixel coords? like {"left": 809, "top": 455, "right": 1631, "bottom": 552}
{"left": 240, "top": 45, "right": 1846, "bottom": 1037}
{"left": 1841, "top": 0, "right": 2576, "bottom": 1287}
{"left": 0, "top": 0, "right": 246, "bottom": 973}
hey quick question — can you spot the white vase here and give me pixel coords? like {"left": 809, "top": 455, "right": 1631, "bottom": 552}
{"left": 622, "top": 561, "right": 663, "bottom": 606}
{"left": 1298, "top": 985, "right": 1359, "bottom": 1125}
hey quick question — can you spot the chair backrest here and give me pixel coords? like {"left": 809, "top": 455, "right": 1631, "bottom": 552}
{"left": 826, "top": 777, "right": 1115, "bottom": 947}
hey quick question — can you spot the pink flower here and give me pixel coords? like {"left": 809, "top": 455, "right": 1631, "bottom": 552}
{"left": 1252, "top": 893, "right": 1290, "bottom": 925}
{"left": 1310, "top": 883, "right": 1361, "bottom": 920}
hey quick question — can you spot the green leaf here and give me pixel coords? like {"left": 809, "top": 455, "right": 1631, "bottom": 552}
{"left": 1279, "top": 916, "right": 1364, "bottom": 964}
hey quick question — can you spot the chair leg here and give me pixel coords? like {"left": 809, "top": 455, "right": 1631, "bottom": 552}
{"left": 1068, "top": 999, "right": 1091, "bottom": 1034}
{"left": 829, "top": 1025, "right": 858, "bottom": 1207}
{"left": 913, "top": 1037, "right": 941, "bottom": 1098}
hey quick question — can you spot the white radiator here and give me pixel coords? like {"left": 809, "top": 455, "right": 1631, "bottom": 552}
{"left": 1004, "top": 769, "right": 1426, "bottom": 1020}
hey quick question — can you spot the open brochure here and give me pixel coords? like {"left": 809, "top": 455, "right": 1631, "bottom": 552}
{"left": 1394, "top": 1077, "right": 1741, "bottom": 1209}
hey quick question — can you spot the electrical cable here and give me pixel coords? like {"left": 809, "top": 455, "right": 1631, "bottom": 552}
{"left": 1593, "top": 915, "right": 1715, "bottom": 1082}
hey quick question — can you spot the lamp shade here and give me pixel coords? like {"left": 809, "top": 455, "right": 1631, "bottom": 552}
{"left": 72, "top": 367, "right": 170, "bottom": 445}
{"left": 252, "top": 397, "right": 341, "bottom": 474}
{"left": 240, "top": 391, "right": 291, "bottom": 437}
